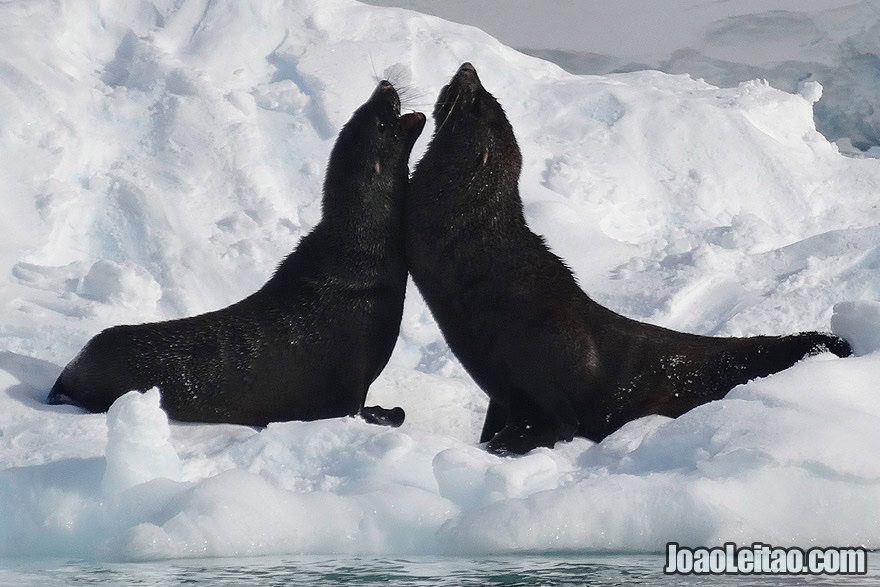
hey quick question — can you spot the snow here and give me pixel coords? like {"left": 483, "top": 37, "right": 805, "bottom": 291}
{"left": 102, "top": 389, "right": 183, "bottom": 494}
{"left": 364, "top": 0, "right": 880, "bottom": 151}
{"left": 1, "top": 0, "right": 880, "bottom": 561}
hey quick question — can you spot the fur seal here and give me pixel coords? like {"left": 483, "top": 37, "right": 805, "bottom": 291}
{"left": 48, "top": 81, "right": 426, "bottom": 428}
{"left": 406, "top": 63, "right": 851, "bottom": 455}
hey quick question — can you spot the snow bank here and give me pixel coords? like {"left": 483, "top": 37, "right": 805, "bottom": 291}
{"left": 366, "top": 0, "right": 880, "bottom": 151}
{"left": 1, "top": 0, "right": 880, "bottom": 560}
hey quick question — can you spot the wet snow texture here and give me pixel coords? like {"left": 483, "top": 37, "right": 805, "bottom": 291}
{"left": 1, "top": 0, "right": 880, "bottom": 561}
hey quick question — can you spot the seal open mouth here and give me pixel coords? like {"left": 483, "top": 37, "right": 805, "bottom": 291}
{"left": 400, "top": 111, "right": 426, "bottom": 146}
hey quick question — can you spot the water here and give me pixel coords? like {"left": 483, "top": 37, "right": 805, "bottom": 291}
{"left": 1, "top": 555, "right": 877, "bottom": 586}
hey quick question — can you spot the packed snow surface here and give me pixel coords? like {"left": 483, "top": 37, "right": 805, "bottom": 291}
{"left": 2, "top": 0, "right": 880, "bottom": 561}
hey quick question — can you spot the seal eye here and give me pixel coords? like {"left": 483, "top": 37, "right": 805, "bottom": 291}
{"left": 377, "top": 120, "right": 386, "bottom": 133}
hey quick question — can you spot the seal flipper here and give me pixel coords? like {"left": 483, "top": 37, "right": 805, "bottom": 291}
{"left": 717, "top": 331, "right": 852, "bottom": 385}
{"left": 480, "top": 399, "right": 507, "bottom": 443}
{"left": 360, "top": 405, "right": 405, "bottom": 427}
{"left": 486, "top": 419, "right": 569, "bottom": 456}
{"left": 635, "top": 330, "right": 854, "bottom": 431}
{"left": 484, "top": 392, "right": 578, "bottom": 455}
{"left": 805, "top": 332, "right": 851, "bottom": 358}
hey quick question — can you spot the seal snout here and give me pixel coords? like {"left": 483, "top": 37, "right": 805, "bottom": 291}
{"left": 453, "top": 62, "right": 480, "bottom": 87}
{"left": 431, "top": 63, "right": 485, "bottom": 129}
{"left": 457, "top": 62, "right": 476, "bottom": 75}
{"left": 446, "top": 62, "right": 482, "bottom": 104}
{"left": 371, "top": 79, "right": 401, "bottom": 113}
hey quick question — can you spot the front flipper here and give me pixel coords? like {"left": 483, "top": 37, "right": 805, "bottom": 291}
{"left": 360, "top": 405, "right": 405, "bottom": 427}
{"left": 479, "top": 399, "right": 507, "bottom": 443}
{"left": 483, "top": 387, "right": 579, "bottom": 455}
{"left": 486, "top": 420, "right": 570, "bottom": 456}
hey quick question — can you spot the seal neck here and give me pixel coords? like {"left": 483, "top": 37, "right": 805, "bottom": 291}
{"left": 320, "top": 171, "right": 406, "bottom": 248}
{"left": 413, "top": 131, "right": 527, "bottom": 232}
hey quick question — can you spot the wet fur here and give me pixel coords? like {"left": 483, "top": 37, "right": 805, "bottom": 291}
{"left": 405, "top": 63, "right": 851, "bottom": 455}
{"left": 48, "top": 82, "right": 426, "bottom": 428}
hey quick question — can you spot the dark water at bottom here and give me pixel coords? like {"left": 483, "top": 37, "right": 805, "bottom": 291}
{"left": 1, "top": 554, "right": 877, "bottom": 585}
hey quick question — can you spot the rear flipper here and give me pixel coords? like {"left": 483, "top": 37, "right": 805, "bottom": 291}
{"left": 803, "top": 332, "right": 851, "bottom": 358}
{"left": 360, "top": 405, "right": 405, "bottom": 427}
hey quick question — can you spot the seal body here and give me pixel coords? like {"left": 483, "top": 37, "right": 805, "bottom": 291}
{"left": 406, "top": 63, "right": 851, "bottom": 454}
{"left": 48, "top": 81, "right": 426, "bottom": 428}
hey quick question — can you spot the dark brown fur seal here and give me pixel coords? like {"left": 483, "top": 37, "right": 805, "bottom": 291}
{"left": 405, "top": 63, "right": 851, "bottom": 455}
{"left": 48, "top": 81, "right": 426, "bottom": 428}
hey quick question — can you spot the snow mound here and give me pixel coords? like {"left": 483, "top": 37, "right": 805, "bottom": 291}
{"left": 1, "top": 0, "right": 880, "bottom": 561}
{"left": 832, "top": 301, "right": 880, "bottom": 356}
{"left": 102, "top": 389, "right": 183, "bottom": 494}
{"left": 80, "top": 260, "right": 162, "bottom": 312}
